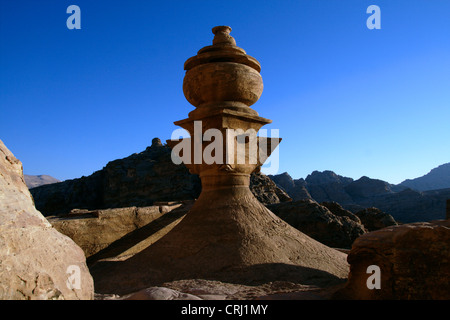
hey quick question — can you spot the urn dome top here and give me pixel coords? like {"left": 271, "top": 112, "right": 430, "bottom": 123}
{"left": 184, "top": 26, "right": 261, "bottom": 73}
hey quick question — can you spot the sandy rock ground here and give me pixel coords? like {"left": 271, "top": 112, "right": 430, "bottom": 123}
{"left": 95, "top": 278, "right": 345, "bottom": 300}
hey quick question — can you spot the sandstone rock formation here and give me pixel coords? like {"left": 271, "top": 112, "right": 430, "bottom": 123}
{"left": 335, "top": 220, "right": 450, "bottom": 299}
{"left": 48, "top": 201, "right": 191, "bottom": 260}
{"left": 90, "top": 26, "right": 349, "bottom": 295}
{"left": 0, "top": 139, "right": 94, "bottom": 300}
{"left": 268, "top": 199, "right": 366, "bottom": 249}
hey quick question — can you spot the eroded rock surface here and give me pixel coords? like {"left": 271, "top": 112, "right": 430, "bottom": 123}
{"left": 0, "top": 139, "right": 94, "bottom": 300}
{"left": 335, "top": 220, "right": 450, "bottom": 299}
{"left": 48, "top": 202, "right": 190, "bottom": 260}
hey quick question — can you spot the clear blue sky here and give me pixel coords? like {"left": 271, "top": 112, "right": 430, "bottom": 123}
{"left": 1, "top": 0, "right": 449, "bottom": 184}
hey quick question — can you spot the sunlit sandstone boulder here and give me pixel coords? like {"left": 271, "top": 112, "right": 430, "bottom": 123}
{"left": 335, "top": 220, "right": 450, "bottom": 299}
{"left": 0, "top": 139, "right": 94, "bottom": 300}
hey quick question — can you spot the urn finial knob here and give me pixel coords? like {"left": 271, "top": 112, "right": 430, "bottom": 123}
{"left": 212, "top": 26, "right": 236, "bottom": 46}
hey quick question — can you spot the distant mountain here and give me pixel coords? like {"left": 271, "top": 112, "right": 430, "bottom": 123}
{"left": 270, "top": 170, "right": 450, "bottom": 223}
{"left": 400, "top": 163, "right": 450, "bottom": 191}
{"left": 268, "top": 172, "right": 312, "bottom": 201}
{"left": 24, "top": 174, "right": 60, "bottom": 189}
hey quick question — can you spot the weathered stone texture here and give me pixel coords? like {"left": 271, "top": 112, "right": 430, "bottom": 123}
{"left": 0, "top": 139, "right": 94, "bottom": 300}
{"left": 48, "top": 203, "right": 184, "bottom": 259}
{"left": 91, "top": 27, "right": 349, "bottom": 295}
{"left": 335, "top": 220, "right": 450, "bottom": 299}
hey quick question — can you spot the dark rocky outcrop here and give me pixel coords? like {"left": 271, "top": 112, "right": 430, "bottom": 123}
{"left": 320, "top": 201, "right": 362, "bottom": 224}
{"left": 31, "top": 170, "right": 106, "bottom": 217}
{"left": 306, "top": 170, "right": 353, "bottom": 186}
{"left": 267, "top": 199, "right": 366, "bottom": 249}
{"left": 344, "top": 176, "right": 392, "bottom": 199}
{"left": 305, "top": 171, "right": 354, "bottom": 204}
{"left": 101, "top": 138, "right": 201, "bottom": 209}
{"left": 354, "top": 207, "right": 397, "bottom": 232}
{"left": 270, "top": 170, "right": 449, "bottom": 223}
{"left": 268, "top": 172, "right": 312, "bottom": 201}
{"left": 354, "top": 187, "right": 450, "bottom": 223}
{"left": 31, "top": 138, "right": 290, "bottom": 216}
{"left": 249, "top": 172, "right": 292, "bottom": 205}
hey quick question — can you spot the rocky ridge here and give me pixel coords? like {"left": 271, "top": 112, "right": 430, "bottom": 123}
{"left": 400, "top": 162, "right": 450, "bottom": 191}
{"left": 270, "top": 170, "right": 450, "bottom": 223}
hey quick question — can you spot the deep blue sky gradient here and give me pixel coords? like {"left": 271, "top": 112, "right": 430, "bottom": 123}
{"left": 1, "top": 1, "right": 449, "bottom": 184}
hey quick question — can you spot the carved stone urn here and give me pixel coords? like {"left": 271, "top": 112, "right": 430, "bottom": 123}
{"left": 92, "top": 27, "right": 349, "bottom": 295}
{"left": 166, "top": 25, "right": 280, "bottom": 205}
{"left": 182, "top": 26, "right": 263, "bottom": 117}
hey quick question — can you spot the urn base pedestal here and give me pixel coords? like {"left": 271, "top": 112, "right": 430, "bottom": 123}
{"left": 91, "top": 178, "right": 349, "bottom": 295}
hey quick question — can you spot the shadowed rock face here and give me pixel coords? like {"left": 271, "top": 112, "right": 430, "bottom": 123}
{"left": 0, "top": 139, "right": 94, "bottom": 300}
{"left": 250, "top": 172, "right": 291, "bottom": 204}
{"left": 354, "top": 207, "right": 397, "bottom": 232}
{"left": 270, "top": 170, "right": 450, "bottom": 223}
{"left": 268, "top": 200, "right": 366, "bottom": 249}
{"left": 30, "top": 141, "right": 200, "bottom": 216}
{"left": 269, "top": 172, "right": 312, "bottom": 201}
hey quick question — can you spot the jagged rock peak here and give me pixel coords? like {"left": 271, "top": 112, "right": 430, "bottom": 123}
{"left": 305, "top": 170, "right": 353, "bottom": 185}
{"left": 269, "top": 172, "right": 295, "bottom": 188}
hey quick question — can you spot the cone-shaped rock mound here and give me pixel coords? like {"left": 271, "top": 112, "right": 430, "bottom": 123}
{"left": 92, "top": 187, "right": 348, "bottom": 295}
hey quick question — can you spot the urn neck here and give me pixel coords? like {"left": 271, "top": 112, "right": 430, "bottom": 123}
{"left": 199, "top": 173, "right": 250, "bottom": 191}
